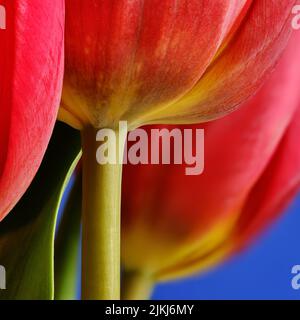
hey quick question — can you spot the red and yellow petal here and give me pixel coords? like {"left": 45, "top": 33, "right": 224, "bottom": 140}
{"left": 122, "top": 31, "right": 300, "bottom": 278}
{"left": 146, "top": 0, "right": 297, "bottom": 125}
{"left": 61, "top": 0, "right": 250, "bottom": 129}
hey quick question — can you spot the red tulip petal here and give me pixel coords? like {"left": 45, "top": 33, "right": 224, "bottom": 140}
{"left": 148, "top": 0, "right": 297, "bottom": 124}
{"left": 62, "top": 0, "right": 249, "bottom": 128}
{"left": 233, "top": 105, "right": 300, "bottom": 253}
{"left": 155, "top": 104, "right": 300, "bottom": 280}
{"left": 0, "top": 0, "right": 64, "bottom": 221}
{"left": 123, "top": 31, "right": 300, "bottom": 237}
{"left": 122, "top": 31, "right": 300, "bottom": 274}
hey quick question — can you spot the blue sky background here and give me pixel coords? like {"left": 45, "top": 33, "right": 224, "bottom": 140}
{"left": 152, "top": 194, "right": 300, "bottom": 300}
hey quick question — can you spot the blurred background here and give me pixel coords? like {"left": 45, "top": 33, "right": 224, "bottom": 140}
{"left": 152, "top": 194, "right": 300, "bottom": 300}
{"left": 69, "top": 186, "right": 300, "bottom": 300}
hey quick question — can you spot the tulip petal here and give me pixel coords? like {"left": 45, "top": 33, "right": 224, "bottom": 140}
{"left": 0, "top": 0, "right": 64, "bottom": 221}
{"left": 233, "top": 105, "right": 300, "bottom": 252}
{"left": 164, "top": 103, "right": 300, "bottom": 281}
{"left": 62, "top": 0, "right": 249, "bottom": 128}
{"left": 155, "top": 32, "right": 300, "bottom": 280}
{"left": 144, "top": 0, "right": 297, "bottom": 125}
{"left": 122, "top": 31, "right": 300, "bottom": 277}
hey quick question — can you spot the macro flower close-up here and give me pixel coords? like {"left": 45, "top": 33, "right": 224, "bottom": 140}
{"left": 0, "top": 0, "right": 300, "bottom": 304}
{"left": 61, "top": 0, "right": 295, "bottom": 129}
{"left": 122, "top": 32, "right": 300, "bottom": 298}
{"left": 0, "top": 0, "right": 64, "bottom": 221}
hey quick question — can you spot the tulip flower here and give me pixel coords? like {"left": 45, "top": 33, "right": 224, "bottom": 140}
{"left": 61, "top": 0, "right": 296, "bottom": 129}
{"left": 61, "top": 0, "right": 297, "bottom": 299}
{"left": 121, "top": 32, "right": 300, "bottom": 299}
{"left": 0, "top": 0, "right": 64, "bottom": 221}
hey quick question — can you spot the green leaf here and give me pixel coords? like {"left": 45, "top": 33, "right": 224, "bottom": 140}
{"left": 0, "top": 122, "right": 81, "bottom": 300}
{"left": 54, "top": 173, "right": 82, "bottom": 300}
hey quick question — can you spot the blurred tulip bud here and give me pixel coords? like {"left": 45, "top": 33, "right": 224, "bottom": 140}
{"left": 0, "top": 0, "right": 65, "bottom": 221}
{"left": 121, "top": 33, "right": 300, "bottom": 293}
{"left": 60, "top": 0, "right": 296, "bottom": 130}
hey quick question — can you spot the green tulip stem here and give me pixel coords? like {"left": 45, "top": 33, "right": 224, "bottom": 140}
{"left": 122, "top": 271, "right": 155, "bottom": 300}
{"left": 81, "top": 126, "right": 126, "bottom": 300}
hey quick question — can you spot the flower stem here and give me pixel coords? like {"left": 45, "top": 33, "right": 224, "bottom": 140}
{"left": 122, "top": 271, "right": 154, "bottom": 300}
{"left": 81, "top": 126, "right": 125, "bottom": 300}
